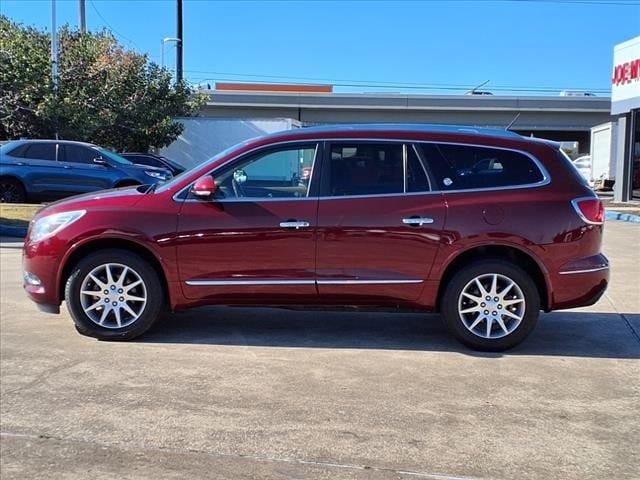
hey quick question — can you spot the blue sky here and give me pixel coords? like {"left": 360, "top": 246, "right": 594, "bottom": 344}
{"left": 2, "top": 0, "right": 639, "bottom": 96}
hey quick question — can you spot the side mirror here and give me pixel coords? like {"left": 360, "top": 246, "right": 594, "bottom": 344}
{"left": 93, "top": 157, "right": 108, "bottom": 166}
{"left": 191, "top": 175, "right": 216, "bottom": 198}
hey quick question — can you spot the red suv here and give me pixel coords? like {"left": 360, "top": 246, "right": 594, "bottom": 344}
{"left": 22, "top": 125, "right": 609, "bottom": 350}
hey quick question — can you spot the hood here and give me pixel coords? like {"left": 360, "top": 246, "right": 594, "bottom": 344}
{"left": 34, "top": 186, "right": 146, "bottom": 220}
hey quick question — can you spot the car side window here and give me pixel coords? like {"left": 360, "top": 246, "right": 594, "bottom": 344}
{"left": 326, "top": 143, "right": 404, "bottom": 196}
{"left": 25, "top": 143, "right": 56, "bottom": 162}
{"left": 7, "top": 144, "right": 30, "bottom": 158}
{"left": 212, "top": 144, "right": 317, "bottom": 199}
{"left": 324, "top": 142, "right": 430, "bottom": 196}
{"left": 419, "top": 143, "right": 545, "bottom": 190}
{"left": 61, "top": 145, "right": 99, "bottom": 164}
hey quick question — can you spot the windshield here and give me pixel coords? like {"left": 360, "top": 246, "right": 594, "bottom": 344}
{"left": 155, "top": 141, "right": 252, "bottom": 194}
{"left": 97, "top": 147, "right": 134, "bottom": 165}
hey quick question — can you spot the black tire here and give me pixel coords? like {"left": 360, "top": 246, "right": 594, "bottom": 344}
{"left": 65, "top": 249, "right": 164, "bottom": 341}
{"left": 0, "top": 178, "right": 27, "bottom": 203}
{"left": 441, "top": 259, "right": 540, "bottom": 351}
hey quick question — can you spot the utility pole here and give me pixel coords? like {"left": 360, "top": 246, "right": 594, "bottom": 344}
{"left": 176, "top": 0, "right": 183, "bottom": 82}
{"left": 51, "top": 0, "right": 59, "bottom": 138}
{"left": 79, "top": 0, "right": 86, "bottom": 33}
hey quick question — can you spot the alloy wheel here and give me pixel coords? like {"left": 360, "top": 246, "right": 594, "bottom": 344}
{"left": 458, "top": 273, "right": 526, "bottom": 339}
{"left": 79, "top": 263, "right": 147, "bottom": 329}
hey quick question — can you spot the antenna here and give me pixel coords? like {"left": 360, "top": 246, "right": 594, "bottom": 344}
{"left": 466, "top": 79, "right": 490, "bottom": 95}
{"left": 505, "top": 113, "right": 521, "bottom": 131}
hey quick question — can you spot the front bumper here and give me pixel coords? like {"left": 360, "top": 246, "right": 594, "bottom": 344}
{"left": 22, "top": 237, "right": 65, "bottom": 311}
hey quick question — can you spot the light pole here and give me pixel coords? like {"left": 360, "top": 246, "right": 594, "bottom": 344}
{"left": 161, "top": 37, "right": 181, "bottom": 77}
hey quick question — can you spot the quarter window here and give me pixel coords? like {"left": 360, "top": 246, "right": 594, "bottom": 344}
{"left": 212, "top": 144, "right": 317, "bottom": 199}
{"left": 420, "top": 143, "right": 544, "bottom": 190}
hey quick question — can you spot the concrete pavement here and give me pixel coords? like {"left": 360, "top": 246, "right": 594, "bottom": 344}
{"left": 1, "top": 221, "right": 639, "bottom": 479}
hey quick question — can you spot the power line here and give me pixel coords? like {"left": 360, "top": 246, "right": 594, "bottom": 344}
{"left": 88, "top": 0, "right": 139, "bottom": 49}
{"left": 182, "top": 70, "right": 610, "bottom": 93}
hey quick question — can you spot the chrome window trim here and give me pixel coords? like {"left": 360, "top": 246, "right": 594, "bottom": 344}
{"left": 173, "top": 137, "right": 551, "bottom": 202}
{"left": 185, "top": 278, "right": 424, "bottom": 286}
{"left": 558, "top": 266, "right": 609, "bottom": 275}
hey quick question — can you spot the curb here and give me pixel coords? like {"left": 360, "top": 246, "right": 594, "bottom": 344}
{"left": 605, "top": 211, "right": 640, "bottom": 223}
{"left": 0, "top": 225, "right": 28, "bottom": 238}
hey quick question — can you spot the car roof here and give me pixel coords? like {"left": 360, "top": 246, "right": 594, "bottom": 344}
{"left": 262, "top": 123, "right": 524, "bottom": 144}
{"left": 4, "top": 139, "right": 98, "bottom": 148}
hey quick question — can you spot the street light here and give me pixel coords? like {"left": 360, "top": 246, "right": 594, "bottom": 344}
{"left": 161, "top": 37, "right": 181, "bottom": 75}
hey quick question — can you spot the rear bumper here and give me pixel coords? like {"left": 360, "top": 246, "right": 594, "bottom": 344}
{"left": 550, "top": 253, "right": 609, "bottom": 310}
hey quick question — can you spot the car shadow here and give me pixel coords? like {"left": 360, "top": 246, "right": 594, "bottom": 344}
{"left": 138, "top": 307, "right": 640, "bottom": 359}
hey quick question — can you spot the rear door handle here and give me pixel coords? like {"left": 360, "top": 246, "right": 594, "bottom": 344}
{"left": 279, "top": 220, "right": 310, "bottom": 229}
{"left": 402, "top": 216, "right": 434, "bottom": 226}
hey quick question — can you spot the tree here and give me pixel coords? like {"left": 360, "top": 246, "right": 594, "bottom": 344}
{"left": 0, "top": 16, "right": 205, "bottom": 151}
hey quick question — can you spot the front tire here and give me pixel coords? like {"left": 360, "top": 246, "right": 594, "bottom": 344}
{"left": 65, "top": 249, "right": 163, "bottom": 341}
{"left": 441, "top": 259, "right": 540, "bottom": 351}
{"left": 0, "top": 178, "right": 27, "bottom": 203}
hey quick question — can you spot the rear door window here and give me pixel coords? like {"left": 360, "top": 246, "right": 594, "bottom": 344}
{"left": 25, "top": 143, "right": 57, "bottom": 162}
{"left": 323, "top": 142, "right": 430, "bottom": 197}
{"left": 419, "top": 143, "right": 544, "bottom": 190}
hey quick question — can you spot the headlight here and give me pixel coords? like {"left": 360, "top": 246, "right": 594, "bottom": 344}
{"left": 30, "top": 210, "right": 86, "bottom": 242}
{"left": 145, "top": 170, "right": 169, "bottom": 180}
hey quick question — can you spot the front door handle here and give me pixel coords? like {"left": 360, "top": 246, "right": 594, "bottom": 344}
{"left": 402, "top": 216, "right": 434, "bottom": 226}
{"left": 279, "top": 220, "right": 310, "bottom": 229}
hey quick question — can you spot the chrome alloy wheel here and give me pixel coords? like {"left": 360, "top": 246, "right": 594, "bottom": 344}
{"left": 79, "top": 263, "right": 147, "bottom": 329}
{"left": 458, "top": 273, "right": 526, "bottom": 339}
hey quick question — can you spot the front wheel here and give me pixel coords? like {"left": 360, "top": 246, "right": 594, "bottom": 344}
{"left": 65, "top": 249, "right": 163, "bottom": 340}
{"left": 441, "top": 260, "right": 540, "bottom": 351}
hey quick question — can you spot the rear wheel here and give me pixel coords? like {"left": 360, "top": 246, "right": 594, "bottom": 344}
{"left": 0, "top": 178, "right": 26, "bottom": 203}
{"left": 441, "top": 259, "right": 540, "bottom": 351}
{"left": 65, "top": 249, "right": 163, "bottom": 340}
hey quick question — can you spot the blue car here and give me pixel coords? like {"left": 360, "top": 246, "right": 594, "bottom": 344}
{"left": 0, "top": 140, "right": 172, "bottom": 203}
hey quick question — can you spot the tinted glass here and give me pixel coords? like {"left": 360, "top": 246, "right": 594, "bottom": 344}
{"left": 327, "top": 143, "right": 404, "bottom": 196}
{"left": 26, "top": 143, "right": 56, "bottom": 161}
{"left": 420, "top": 143, "right": 544, "bottom": 190}
{"left": 407, "top": 145, "right": 430, "bottom": 193}
{"left": 214, "top": 145, "right": 317, "bottom": 199}
{"left": 61, "top": 144, "right": 98, "bottom": 164}
{"left": 98, "top": 148, "right": 132, "bottom": 165}
{"left": 7, "top": 144, "right": 29, "bottom": 158}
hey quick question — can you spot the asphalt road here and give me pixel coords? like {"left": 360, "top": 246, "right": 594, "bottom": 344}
{"left": 1, "top": 222, "right": 639, "bottom": 480}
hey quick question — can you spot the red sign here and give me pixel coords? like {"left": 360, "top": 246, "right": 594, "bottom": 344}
{"left": 612, "top": 58, "right": 640, "bottom": 86}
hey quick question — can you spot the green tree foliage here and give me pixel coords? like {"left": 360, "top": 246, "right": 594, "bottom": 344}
{"left": 0, "top": 16, "right": 205, "bottom": 151}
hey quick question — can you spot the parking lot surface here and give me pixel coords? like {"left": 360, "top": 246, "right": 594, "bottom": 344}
{"left": 1, "top": 222, "right": 639, "bottom": 480}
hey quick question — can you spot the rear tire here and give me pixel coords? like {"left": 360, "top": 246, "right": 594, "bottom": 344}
{"left": 441, "top": 259, "right": 540, "bottom": 351}
{"left": 65, "top": 249, "right": 163, "bottom": 341}
{"left": 0, "top": 178, "right": 26, "bottom": 203}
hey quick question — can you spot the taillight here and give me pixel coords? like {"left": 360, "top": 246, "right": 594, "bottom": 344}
{"left": 571, "top": 197, "right": 604, "bottom": 225}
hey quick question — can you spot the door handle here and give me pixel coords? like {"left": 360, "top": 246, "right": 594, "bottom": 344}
{"left": 402, "top": 216, "right": 434, "bottom": 226}
{"left": 63, "top": 165, "right": 72, "bottom": 169}
{"left": 279, "top": 220, "right": 310, "bottom": 229}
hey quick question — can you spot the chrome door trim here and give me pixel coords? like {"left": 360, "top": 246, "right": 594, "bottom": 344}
{"left": 185, "top": 279, "right": 316, "bottom": 286}
{"left": 185, "top": 278, "right": 424, "bottom": 286}
{"left": 316, "top": 279, "right": 423, "bottom": 285}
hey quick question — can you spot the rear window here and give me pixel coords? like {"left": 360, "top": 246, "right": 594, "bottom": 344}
{"left": 419, "top": 143, "right": 545, "bottom": 190}
{"left": 7, "top": 144, "right": 30, "bottom": 158}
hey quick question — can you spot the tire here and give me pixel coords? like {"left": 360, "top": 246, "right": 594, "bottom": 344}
{"left": 65, "top": 249, "right": 164, "bottom": 341}
{"left": 0, "top": 178, "right": 27, "bottom": 203}
{"left": 441, "top": 259, "right": 540, "bottom": 351}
